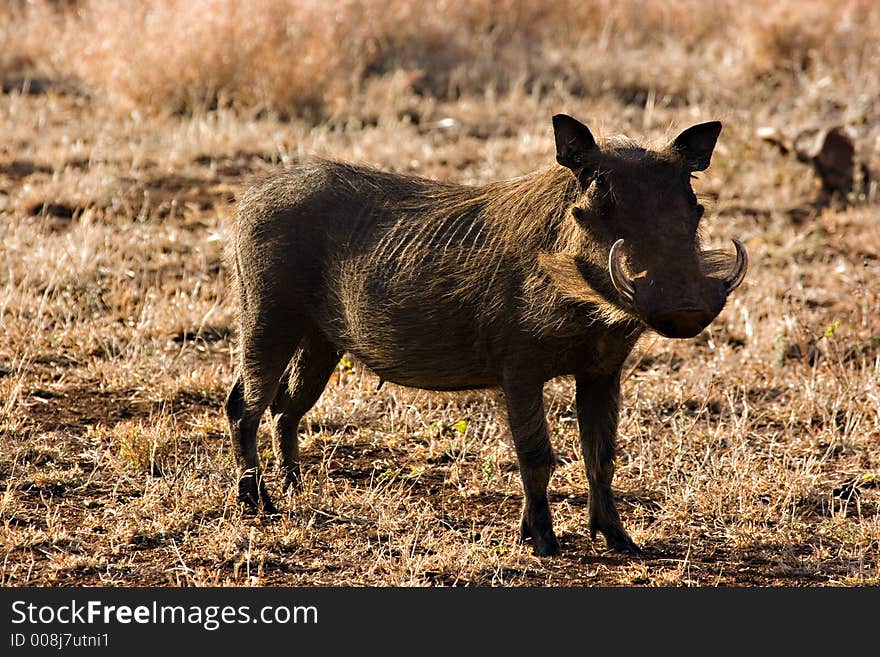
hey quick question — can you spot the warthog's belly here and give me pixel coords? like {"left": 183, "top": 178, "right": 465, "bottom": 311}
{"left": 320, "top": 297, "right": 501, "bottom": 391}
{"left": 353, "top": 353, "right": 499, "bottom": 391}
{"left": 340, "top": 331, "right": 500, "bottom": 392}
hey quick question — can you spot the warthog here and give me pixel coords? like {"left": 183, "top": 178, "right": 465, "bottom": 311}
{"left": 225, "top": 114, "right": 748, "bottom": 555}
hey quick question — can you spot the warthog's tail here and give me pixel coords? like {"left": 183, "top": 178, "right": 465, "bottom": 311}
{"left": 223, "top": 214, "right": 245, "bottom": 330}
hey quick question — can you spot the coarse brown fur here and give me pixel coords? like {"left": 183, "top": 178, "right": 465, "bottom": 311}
{"left": 224, "top": 115, "right": 745, "bottom": 556}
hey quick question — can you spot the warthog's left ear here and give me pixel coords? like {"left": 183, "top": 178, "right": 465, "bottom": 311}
{"left": 553, "top": 114, "right": 598, "bottom": 171}
{"left": 673, "top": 121, "right": 722, "bottom": 171}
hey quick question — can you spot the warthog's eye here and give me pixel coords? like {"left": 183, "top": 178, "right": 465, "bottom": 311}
{"left": 695, "top": 203, "right": 705, "bottom": 219}
{"left": 579, "top": 170, "right": 612, "bottom": 210}
{"left": 683, "top": 173, "right": 700, "bottom": 205}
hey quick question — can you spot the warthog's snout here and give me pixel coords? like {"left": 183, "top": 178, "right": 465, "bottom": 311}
{"left": 609, "top": 237, "right": 748, "bottom": 339}
{"left": 647, "top": 308, "right": 718, "bottom": 339}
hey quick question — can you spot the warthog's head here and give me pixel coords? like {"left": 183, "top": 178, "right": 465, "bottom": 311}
{"left": 551, "top": 114, "right": 748, "bottom": 338}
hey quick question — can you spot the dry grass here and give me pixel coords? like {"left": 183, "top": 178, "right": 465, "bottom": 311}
{"left": 0, "top": 0, "right": 878, "bottom": 587}
{"left": 5, "top": 0, "right": 880, "bottom": 120}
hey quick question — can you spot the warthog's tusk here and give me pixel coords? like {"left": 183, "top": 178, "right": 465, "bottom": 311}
{"left": 608, "top": 238, "right": 635, "bottom": 302}
{"left": 724, "top": 238, "right": 749, "bottom": 292}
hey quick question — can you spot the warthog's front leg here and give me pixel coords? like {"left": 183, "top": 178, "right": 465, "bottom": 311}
{"left": 502, "top": 375, "right": 560, "bottom": 557}
{"left": 576, "top": 372, "right": 640, "bottom": 554}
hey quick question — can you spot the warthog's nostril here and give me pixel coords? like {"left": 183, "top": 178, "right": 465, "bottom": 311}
{"left": 650, "top": 309, "right": 717, "bottom": 339}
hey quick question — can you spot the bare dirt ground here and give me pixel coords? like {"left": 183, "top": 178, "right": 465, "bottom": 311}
{"left": 1, "top": 1, "right": 878, "bottom": 587}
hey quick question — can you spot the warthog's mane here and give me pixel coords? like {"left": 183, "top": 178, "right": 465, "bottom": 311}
{"left": 339, "top": 150, "right": 642, "bottom": 333}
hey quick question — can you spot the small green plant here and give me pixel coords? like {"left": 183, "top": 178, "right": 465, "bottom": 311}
{"left": 823, "top": 320, "right": 840, "bottom": 339}
{"left": 431, "top": 418, "right": 469, "bottom": 436}
{"left": 481, "top": 457, "right": 497, "bottom": 485}
{"left": 378, "top": 466, "right": 399, "bottom": 482}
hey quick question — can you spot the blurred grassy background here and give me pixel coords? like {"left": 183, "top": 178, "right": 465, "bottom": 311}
{"left": 3, "top": 0, "right": 878, "bottom": 121}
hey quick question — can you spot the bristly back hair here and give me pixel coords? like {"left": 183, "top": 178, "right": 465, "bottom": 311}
{"left": 348, "top": 157, "right": 638, "bottom": 332}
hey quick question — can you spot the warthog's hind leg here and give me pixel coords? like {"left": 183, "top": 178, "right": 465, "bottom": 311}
{"left": 270, "top": 330, "right": 342, "bottom": 491}
{"left": 226, "top": 323, "right": 303, "bottom": 514}
{"left": 226, "top": 376, "right": 275, "bottom": 512}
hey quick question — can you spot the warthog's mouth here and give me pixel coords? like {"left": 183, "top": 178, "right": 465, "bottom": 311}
{"left": 644, "top": 307, "right": 720, "bottom": 339}
{"left": 608, "top": 238, "right": 749, "bottom": 338}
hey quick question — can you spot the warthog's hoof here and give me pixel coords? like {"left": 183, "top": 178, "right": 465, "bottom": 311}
{"left": 606, "top": 535, "right": 641, "bottom": 555}
{"left": 238, "top": 474, "right": 278, "bottom": 515}
{"left": 594, "top": 525, "right": 641, "bottom": 555}
{"left": 520, "top": 520, "right": 561, "bottom": 557}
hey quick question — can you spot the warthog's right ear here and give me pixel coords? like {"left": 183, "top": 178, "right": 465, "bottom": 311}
{"left": 553, "top": 114, "right": 598, "bottom": 171}
{"left": 673, "top": 121, "right": 723, "bottom": 171}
